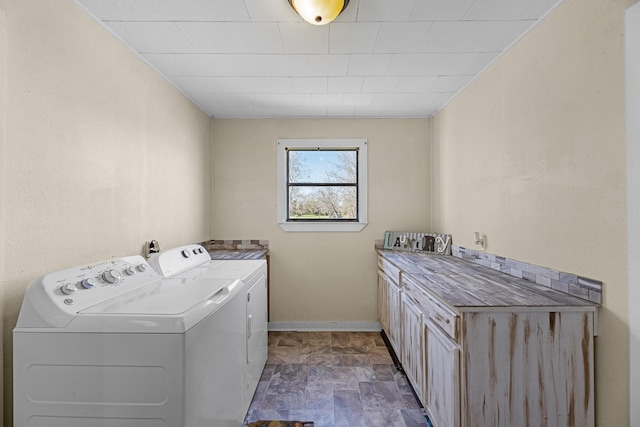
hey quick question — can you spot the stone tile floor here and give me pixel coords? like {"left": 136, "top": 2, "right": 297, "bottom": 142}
{"left": 244, "top": 331, "right": 428, "bottom": 427}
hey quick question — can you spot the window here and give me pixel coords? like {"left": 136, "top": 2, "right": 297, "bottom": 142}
{"left": 287, "top": 149, "right": 358, "bottom": 220}
{"left": 277, "top": 139, "right": 367, "bottom": 232}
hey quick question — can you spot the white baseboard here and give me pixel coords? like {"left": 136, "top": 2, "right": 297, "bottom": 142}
{"left": 268, "top": 321, "right": 381, "bottom": 332}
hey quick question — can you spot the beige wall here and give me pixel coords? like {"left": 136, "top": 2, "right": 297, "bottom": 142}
{"left": 627, "top": 3, "right": 640, "bottom": 422}
{"left": 0, "top": 0, "right": 7, "bottom": 422}
{"left": 432, "top": 0, "right": 634, "bottom": 424}
{"left": 211, "top": 118, "right": 431, "bottom": 324}
{"left": 1, "top": 0, "right": 212, "bottom": 423}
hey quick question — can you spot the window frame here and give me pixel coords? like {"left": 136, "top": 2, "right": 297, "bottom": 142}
{"left": 277, "top": 139, "right": 368, "bottom": 232}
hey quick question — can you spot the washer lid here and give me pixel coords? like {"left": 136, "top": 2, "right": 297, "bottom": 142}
{"left": 204, "top": 260, "right": 265, "bottom": 281}
{"left": 174, "top": 260, "right": 265, "bottom": 282}
{"left": 79, "top": 277, "right": 237, "bottom": 316}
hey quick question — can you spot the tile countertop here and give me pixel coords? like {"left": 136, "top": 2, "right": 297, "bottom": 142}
{"left": 378, "top": 250, "right": 598, "bottom": 310}
{"left": 207, "top": 249, "right": 268, "bottom": 260}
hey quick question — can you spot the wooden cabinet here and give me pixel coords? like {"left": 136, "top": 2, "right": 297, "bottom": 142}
{"left": 459, "top": 310, "right": 594, "bottom": 427}
{"left": 377, "top": 271, "right": 390, "bottom": 334}
{"left": 424, "top": 317, "right": 460, "bottom": 427}
{"left": 388, "top": 279, "right": 402, "bottom": 360}
{"left": 378, "top": 257, "right": 403, "bottom": 360}
{"left": 401, "top": 273, "right": 459, "bottom": 427}
{"left": 377, "top": 252, "right": 597, "bottom": 427}
{"left": 400, "top": 292, "right": 425, "bottom": 403}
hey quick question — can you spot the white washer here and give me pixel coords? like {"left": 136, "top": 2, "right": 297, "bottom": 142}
{"left": 148, "top": 244, "right": 268, "bottom": 415}
{"left": 13, "top": 253, "right": 249, "bottom": 427}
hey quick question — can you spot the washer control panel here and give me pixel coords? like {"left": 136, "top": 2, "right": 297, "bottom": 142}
{"left": 41, "top": 255, "right": 161, "bottom": 312}
{"left": 147, "top": 244, "right": 211, "bottom": 278}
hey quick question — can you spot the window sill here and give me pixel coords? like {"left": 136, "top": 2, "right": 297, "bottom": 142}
{"left": 278, "top": 222, "right": 368, "bottom": 232}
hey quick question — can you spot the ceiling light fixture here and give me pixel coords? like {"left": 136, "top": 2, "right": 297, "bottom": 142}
{"left": 288, "top": 0, "right": 350, "bottom": 25}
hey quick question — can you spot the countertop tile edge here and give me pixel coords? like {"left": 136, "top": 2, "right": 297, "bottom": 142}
{"left": 451, "top": 245, "right": 602, "bottom": 305}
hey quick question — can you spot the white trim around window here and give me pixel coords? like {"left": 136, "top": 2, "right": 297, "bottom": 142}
{"left": 277, "top": 138, "right": 368, "bottom": 232}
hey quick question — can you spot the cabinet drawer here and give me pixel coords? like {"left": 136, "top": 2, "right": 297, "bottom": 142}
{"left": 402, "top": 274, "right": 459, "bottom": 340}
{"left": 378, "top": 256, "right": 401, "bottom": 284}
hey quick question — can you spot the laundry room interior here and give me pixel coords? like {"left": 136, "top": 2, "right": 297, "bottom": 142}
{"left": 1, "top": 0, "right": 640, "bottom": 426}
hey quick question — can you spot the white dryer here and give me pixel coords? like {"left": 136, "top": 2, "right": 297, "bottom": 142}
{"left": 148, "top": 244, "right": 268, "bottom": 414}
{"left": 13, "top": 253, "right": 249, "bottom": 427}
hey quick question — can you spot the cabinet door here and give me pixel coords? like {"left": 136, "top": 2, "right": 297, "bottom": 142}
{"left": 425, "top": 319, "right": 460, "bottom": 427}
{"left": 388, "top": 280, "right": 402, "bottom": 360}
{"left": 400, "top": 293, "right": 425, "bottom": 404}
{"left": 378, "top": 271, "right": 390, "bottom": 334}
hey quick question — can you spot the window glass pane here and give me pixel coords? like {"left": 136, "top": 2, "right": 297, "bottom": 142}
{"left": 289, "top": 150, "right": 357, "bottom": 184}
{"left": 288, "top": 186, "right": 357, "bottom": 219}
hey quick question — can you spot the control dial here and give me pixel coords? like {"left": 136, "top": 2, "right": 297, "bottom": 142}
{"left": 136, "top": 264, "right": 148, "bottom": 272}
{"left": 80, "top": 278, "right": 96, "bottom": 289}
{"left": 181, "top": 249, "right": 191, "bottom": 259}
{"left": 123, "top": 266, "right": 136, "bottom": 276}
{"left": 103, "top": 269, "right": 122, "bottom": 284}
{"left": 61, "top": 283, "right": 77, "bottom": 295}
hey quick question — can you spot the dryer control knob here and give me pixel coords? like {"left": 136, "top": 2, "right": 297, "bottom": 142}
{"left": 123, "top": 266, "right": 136, "bottom": 276}
{"left": 103, "top": 269, "right": 122, "bottom": 284}
{"left": 61, "top": 283, "right": 77, "bottom": 295}
{"left": 80, "top": 278, "right": 96, "bottom": 289}
{"left": 136, "top": 264, "right": 148, "bottom": 272}
{"left": 181, "top": 249, "right": 191, "bottom": 258}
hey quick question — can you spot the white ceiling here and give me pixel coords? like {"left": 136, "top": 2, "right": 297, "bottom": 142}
{"left": 74, "top": 0, "right": 562, "bottom": 118}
